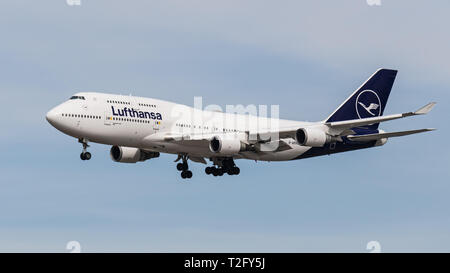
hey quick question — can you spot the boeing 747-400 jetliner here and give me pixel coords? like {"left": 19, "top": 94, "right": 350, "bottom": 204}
{"left": 46, "top": 69, "right": 435, "bottom": 179}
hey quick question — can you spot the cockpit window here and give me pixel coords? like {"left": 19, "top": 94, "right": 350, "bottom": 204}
{"left": 69, "top": 96, "right": 86, "bottom": 100}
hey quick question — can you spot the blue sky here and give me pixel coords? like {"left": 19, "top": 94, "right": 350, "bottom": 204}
{"left": 0, "top": 0, "right": 449, "bottom": 252}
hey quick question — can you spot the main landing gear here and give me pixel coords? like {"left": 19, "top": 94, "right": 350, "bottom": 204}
{"left": 175, "top": 154, "right": 193, "bottom": 179}
{"left": 174, "top": 156, "right": 240, "bottom": 179}
{"left": 205, "top": 158, "right": 240, "bottom": 177}
{"left": 79, "top": 138, "right": 91, "bottom": 161}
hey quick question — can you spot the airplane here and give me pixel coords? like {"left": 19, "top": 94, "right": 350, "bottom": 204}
{"left": 46, "top": 69, "right": 436, "bottom": 179}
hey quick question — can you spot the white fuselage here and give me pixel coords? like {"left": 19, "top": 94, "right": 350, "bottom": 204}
{"left": 45, "top": 69, "right": 434, "bottom": 178}
{"left": 46, "top": 92, "right": 314, "bottom": 162}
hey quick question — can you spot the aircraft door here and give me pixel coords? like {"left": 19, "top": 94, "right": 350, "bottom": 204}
{"left": 104, "top": 111, "right": 112, "bottom": 126}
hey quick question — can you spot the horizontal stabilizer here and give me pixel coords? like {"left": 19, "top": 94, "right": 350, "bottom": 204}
{"left": 414, "top": 102, "right": 436, "bottom": 115}
{"left": 325, "top": 102, "right": 436, "bottom": 135}
{"left": 347, "top": 128, "right": 435, "bottom": 142}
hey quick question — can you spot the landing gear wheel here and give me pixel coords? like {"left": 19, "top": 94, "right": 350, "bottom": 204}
{"left": 211, "top": 158, "right": 240, "bottom": 176}
{"left": 78, "top": 138, "right": 91, "bottom": 161}
{"left": 80, "top": 152, "right": 91, "bottom": 161}
{"left": 205, "top": 167, "right": 212, "bottom": 175}
{"left": 84, "top": 152, "right": 91, "bottom": 160}
{"left": 176, "top": 155, "right": 192, "bottom": 179}
{"left": 181, "top": 170, "right": 193, "bottom": 179}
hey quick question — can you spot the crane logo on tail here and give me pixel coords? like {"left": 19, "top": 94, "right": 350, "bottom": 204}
{"left": 358, "top": 102, "right": 379, "bottom": 116}
{"left": 355, "top": 90, "right": 381, "bottom": 119}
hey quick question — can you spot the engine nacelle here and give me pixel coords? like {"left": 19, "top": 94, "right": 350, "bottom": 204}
{"left": 110, "top": 146, "right": 160, "bottom": 163}
{"left": 295, "top": 128, "right": 331, "bottom": 147}
{"left": 374, "top": 129, "right": 388, "bottom": 147}
{"left": 209, "top": 136, "right": 247, "bottom": 155}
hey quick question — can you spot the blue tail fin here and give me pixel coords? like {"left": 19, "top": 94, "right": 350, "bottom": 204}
{"left": 325, "top": 68, "right": 397, "bottom": 130}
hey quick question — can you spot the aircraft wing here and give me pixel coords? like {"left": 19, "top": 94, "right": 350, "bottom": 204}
{"left": 250, "top": 102, "right": 436, "bottom": 141}
{"left": 143, "top": 131, "right": 213, "bottom": 142}
{"left": 143, "top": 102, "right": 435, "bottom": 148}
{"left": 325, "top": 102, "right": 436, "bottom": 135}
{"left": 143, "top": 131, "right": 295, "bottom": 154}
{"left": 143, "top": 131, "right": 248, "bottom": 147}
{"left": 347, "top": 128, "right": 435, "bottom": 142}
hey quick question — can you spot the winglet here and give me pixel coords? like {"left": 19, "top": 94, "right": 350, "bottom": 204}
{"left": 415, "top": 102, "right": 436, "bottom": 115}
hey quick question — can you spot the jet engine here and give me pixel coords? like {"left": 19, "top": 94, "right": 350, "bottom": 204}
{"left": 295, "top": 128, "right": 331, "bottom": 147}
{"left": 209, "top": 136, "right": 247, "bottom": 155}
{"left": 110, "top": 146, "right": 160, "bottom": 163}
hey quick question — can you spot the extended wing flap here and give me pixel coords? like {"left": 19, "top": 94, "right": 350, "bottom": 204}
{"left": 270, "top": 139, "right": 293, "bottom": 152}
{"left": 347, "top": 128, "right": 435, "bottom": 142}
{"left": 188, "top": 156, "right": 207, "bottom": 164}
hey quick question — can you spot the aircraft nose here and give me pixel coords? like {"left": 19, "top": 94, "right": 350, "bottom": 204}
{"left": 46, "top": 108, "right": 59, "bottom": 126}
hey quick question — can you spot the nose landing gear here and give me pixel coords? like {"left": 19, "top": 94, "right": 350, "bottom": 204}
{"left": 79, "top": 138, "right": 91, "bottom": 161}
